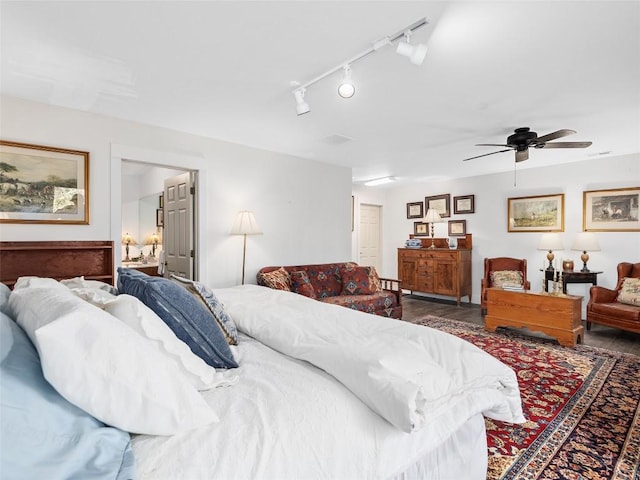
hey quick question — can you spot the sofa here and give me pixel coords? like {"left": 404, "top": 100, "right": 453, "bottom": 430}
{"left": 586, "top": 262, "right": 640, "bottom": 334}
{"left": 257, "top": 262, "right": 402, "bottom": 319}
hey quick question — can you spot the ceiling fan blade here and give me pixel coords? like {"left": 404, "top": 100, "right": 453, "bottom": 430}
{"left": 535, "top": 129, "right": 576, "bottom": 143}
{"left": 537, "top": 141, "right": 593, "bottom": 149}
{"left": 475, "top": 143, "right": 511, "bottom": 147}
{"left": 515, "top": 149, "right": 529, "bottom": 162}
{"left": 463, "top": 149, "right": 513, "bottom": 161}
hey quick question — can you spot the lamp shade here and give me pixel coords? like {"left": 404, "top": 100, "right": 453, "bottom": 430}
{"left": 571, "top": 232, "right": 601, "bottom": 252}
{"left": 144, "top": 232, "right": 160, "bottom": 246}
{"left": 537, "top": 233, "right": 563, "bottom": 251}
{"left": 230, "top": 211, "right": 262, "bottom": 236}
{"left": 424, "top": 208, "right": 442, "bottom": 223}
{"left": 121, "top": 233, "right": 137, "bottom": 245}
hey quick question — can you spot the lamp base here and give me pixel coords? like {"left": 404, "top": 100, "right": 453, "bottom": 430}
{"left": 580, "top": 251, "right": 590, "bottom": 272}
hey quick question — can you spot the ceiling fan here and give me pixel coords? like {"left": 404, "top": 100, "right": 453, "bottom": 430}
{"left": 463, "top": 127, "right": 592, "bottom": 163}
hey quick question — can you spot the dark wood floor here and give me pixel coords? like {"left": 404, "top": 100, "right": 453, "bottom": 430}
{"left": 401, "top": 294, "right": 640, "bottom": 356}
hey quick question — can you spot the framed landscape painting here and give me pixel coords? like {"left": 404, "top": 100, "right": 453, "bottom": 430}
{"left": 583, "top": 187, "right": 640, "bottom": 232}
{"left": 508, "top": 193, "right": 564, "bottom": 232}
{"left": 0, "top": 140, "right": 89, "bottom": 224}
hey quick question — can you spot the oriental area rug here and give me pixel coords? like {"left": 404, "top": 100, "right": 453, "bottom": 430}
{"left": 409, "top": 316, "right": 640, "bottom": 480}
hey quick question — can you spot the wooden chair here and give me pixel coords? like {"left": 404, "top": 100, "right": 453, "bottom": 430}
{"left": 586, "top": 262, "right": 640, "bottom": 334}
{"left": 481, "top": 257, "right": 530, "bottom": 315}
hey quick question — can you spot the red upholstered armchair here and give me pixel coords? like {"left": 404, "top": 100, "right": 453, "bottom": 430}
{"left": 481, "top": 257, "right": 530, "bottom": 315}
{"left": 586, "top": 262, "right": 640, "bottom": 334}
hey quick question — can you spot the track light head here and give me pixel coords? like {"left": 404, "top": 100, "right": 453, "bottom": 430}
{"left": 396, "top": 32, "right": 428, "bottom": 65}
{"left": 293, "top": 88, "right": 310, "bottom": 116}
{"left": 337, "top": 64, "right": 355, "bottom": 98}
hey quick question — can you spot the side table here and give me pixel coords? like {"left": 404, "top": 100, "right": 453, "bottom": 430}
{"left": 541, "top": 269, "right": 602, "bottom": 295}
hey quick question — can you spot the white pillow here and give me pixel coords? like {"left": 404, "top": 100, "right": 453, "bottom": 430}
{"left": 13, "top": 276, "right": 69, "bottom": 291}
{"left": 68, "top": 287, "right": 117, "bottom": 308}
{"left": 104, "top": 294, "right": 235, "bottom": 391}
{"left": 9, "top": 287, "right": 218, "bottom": 435}
{"left": 61, "top": 276, "right": 118, "bottom": 295}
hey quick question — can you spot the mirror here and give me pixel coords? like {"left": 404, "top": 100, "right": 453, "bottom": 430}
{"left": 139, "top": 193, "right": 161, "bottom": 258}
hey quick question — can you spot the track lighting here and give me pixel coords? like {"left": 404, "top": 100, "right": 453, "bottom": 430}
{"left": 396, "top": 31, "right": 428, "bottom": 66}
{"left": 290, "top": 17, "right": 429, "bottom": 115}
{"left": 337, "top": 64, "right": 355, "bottom": 98}
{"left": 293, "top": 88, "right": 310, "bottom": 116}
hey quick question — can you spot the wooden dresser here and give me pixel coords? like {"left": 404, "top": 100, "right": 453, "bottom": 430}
{"left": 397, "top": 235, "right": 472, "bottom": 305}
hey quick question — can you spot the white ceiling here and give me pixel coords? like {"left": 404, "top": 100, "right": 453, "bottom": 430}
{"left": 2, "top": 1, "right": 639, "bottom": 186}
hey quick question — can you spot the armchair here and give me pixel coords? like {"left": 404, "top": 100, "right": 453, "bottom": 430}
{"left": 481, "top": 257, "right": 530, "bottom": 315}
{"left": 586, "top": 262, "right": 640, "bottom": 333}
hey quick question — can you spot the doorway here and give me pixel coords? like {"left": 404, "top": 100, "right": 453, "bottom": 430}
{"left": 359, "top": 203, "right": 382, "bottom": 271}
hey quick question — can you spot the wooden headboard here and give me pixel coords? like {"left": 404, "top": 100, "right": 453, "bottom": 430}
{"left": 0, "top": 241, "right": 115, "bottom": 288}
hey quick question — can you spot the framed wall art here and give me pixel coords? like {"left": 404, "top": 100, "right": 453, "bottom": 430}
{"left": 156, "top": 208, "right": 164, "bottom": 227}
{"left": 507, "top": 193, "right": 564, "bottom": 232}
{"left": 406, "top": 201, "right": 424, "bottom": 219}
{"left": 453, "top": 195, "right": 475, "bottom": 214}
{"left": 0, "top": 140, "right": 89, "bottom": 224}
{"left": 448, "top": 219, "right": 467, "bottom": 236}
{"left": 425, "top": 193, "right": 451, "bottom": 218}
{"left": 583, "top": 187, "right": 640, "bottom": 232}
{"left": 413, "top": 222, "right": 429, "bottom": 236}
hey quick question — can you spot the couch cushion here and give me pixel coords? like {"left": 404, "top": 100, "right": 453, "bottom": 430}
{"left": 303, "top": 264, "right": 344, "bottom": 298}
{"left": 590, "top": 302, "right": 640, "bottom": 322}
{"left": 340, "top": 265, "right": 382, "bottom": 295}
{"left": 290, "top": 271, "right": 317, "bottom": 299}
{"left": 490, "top": 270, "right": 524, "bottom": 288}
{"left": 617, "top": 277, "right": 640, "bottom": 306}
{"left": 258, "top": 267, "right": 291, "bottom": 291}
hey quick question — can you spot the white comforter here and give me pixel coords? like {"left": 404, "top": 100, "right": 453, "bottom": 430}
{"left": 214, "top": 285, "right": 525, "bottom": 434}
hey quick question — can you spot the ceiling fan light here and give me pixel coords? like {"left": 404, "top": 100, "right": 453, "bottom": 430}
{"left": 293, "top": 88, "right": 310, "bottom": 116}
{"left": 337, "top": 65, "right": 355, "bottom": 98}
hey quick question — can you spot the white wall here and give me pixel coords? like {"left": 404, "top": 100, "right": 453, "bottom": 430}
{"left": 1, "top": 96, "right": 353, "bottom": 287}
{"left": 361, "top": 154, "right": 639, "bottom": 309}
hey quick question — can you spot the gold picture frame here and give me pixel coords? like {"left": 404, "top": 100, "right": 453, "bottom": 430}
{"left": 508, "top": 193, "right": 564, "bottom": 232}
{"left": 583, "top": 187, "right": 640, "bottom": 231}
{"left": 0, "top": 140, "right": 89, "bottom": 224}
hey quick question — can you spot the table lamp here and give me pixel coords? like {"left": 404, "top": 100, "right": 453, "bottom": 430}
{"left": 144, "top": 232, "right": 161, "bottom": 258}
{"left": 424, "top": 208, "right": 443, "bottom": 249}
{"left": 571, "top": 232, "right": 600, "bottom": 272}
{"left": 537, "top": 233, "right": 563, "bottom": 271}
{"left": 121, "top": 233, "right": 138, "bottom": 262}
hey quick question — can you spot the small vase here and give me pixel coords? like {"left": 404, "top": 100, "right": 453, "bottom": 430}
{"left": 562, "top": 260, "right": 574, "bottom": 272}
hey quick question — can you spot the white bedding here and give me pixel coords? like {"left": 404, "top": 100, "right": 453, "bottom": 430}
{"left": 132, "top": 285, "right": 525, "bottom": 480}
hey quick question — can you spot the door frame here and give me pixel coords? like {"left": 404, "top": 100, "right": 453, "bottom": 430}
{"left": 110, "top": 143, "right": 206, "bottom": 282}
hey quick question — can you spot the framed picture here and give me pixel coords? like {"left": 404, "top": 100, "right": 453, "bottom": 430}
{"left": 406, "top": 201, "right": 424, "bottom": 219}
{"left": 425, "top": 194, "right": 451, "bottom": 218}
{"left": 448, "top": 219, "right": 467, "bottom": 236}
{"left": 508, "top": 193, "right": 564, "bottom": 232}
{"left": 156, "top": 208, "right": 164, "bottom": 227}
{"left": 0, "top": 140, "right": 89, "bottom": 224}
{"left": 413, "top": 221, "right": 429, "bottom": 236}
{"left": 159, "top": 194, "right": 164, "bottom": 208}
{"left": 453, "top": 195, "right": 475, "bottom": 214}
{"left": 583, "top": 187, "right": 640, "bottom": 232}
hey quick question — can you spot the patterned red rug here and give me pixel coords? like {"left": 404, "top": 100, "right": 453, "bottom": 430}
{"left": 408, "top": 316, "right": 640, "bottom": 480}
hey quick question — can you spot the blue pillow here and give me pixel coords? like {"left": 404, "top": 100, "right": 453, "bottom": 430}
{"left": 117, "top": 269, "right": 238, "bottom": 369}
{"left": 0, "top": 313, "right": 136, "bottom": 480}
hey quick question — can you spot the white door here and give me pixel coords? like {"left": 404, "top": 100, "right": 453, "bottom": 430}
{"left": 359, "top": 204, "right": 381, "bottom": 270}
{"left": 163, "top": 172, "right": 195, "bottom": 279}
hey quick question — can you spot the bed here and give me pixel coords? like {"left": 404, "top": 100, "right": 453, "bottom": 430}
{"left": 0, "top": 241, "right": 525, "bottom": 480}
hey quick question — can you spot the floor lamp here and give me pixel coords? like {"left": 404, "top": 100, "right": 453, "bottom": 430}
{"left": 231, "top": 211, "right": 262, "bottom": 285}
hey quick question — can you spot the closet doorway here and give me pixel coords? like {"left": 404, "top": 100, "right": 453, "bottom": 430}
{"left": 359, "top": 203, "right": 382, "bottom": 271}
